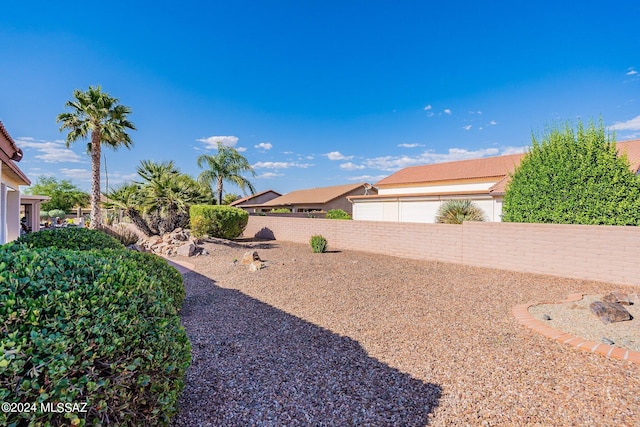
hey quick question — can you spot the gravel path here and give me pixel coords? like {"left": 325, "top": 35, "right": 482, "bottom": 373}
{"left": 171, "top": 239, "right": 640, "bottom": 426}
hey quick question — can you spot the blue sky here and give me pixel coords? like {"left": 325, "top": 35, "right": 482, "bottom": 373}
{"left": 1, "top": 1, "right": 639, "bottom": 196}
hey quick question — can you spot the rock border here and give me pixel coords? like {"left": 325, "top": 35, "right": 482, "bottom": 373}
{"left": 513, "top": 293, "right": 640, "bottom": 364}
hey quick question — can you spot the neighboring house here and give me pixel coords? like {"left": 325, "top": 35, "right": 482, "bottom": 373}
{"left": 350, "top": 139, "right": 640, "bottom": 223}
{"left": 229, "top": 189, "right": 281, "bottom": 212}
{"left": 247, "top": 182, "right": 377, "bottom": 215}
{"left": 0, "top": 121, "right": 31, "bottom": 243}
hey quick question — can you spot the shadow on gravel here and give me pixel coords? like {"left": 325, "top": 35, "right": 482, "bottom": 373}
{"left": 172, "top": 271, "right": 441, "bottom": 426}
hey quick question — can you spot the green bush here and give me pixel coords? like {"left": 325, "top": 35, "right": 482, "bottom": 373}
{"left": 39, "top": 211, "right": 49, "bottom": 220}
{"left": 47, "top": 209, "right": 67, "bottom": 220}
{"left": 189, "top": 205, "right": 249, "bottom": 239}
{"left": 310, "top": 235, "right": 328, "bottom": 253}
{"left": 325, "top": 209, "right": 352, "bottom": 220}
{"left": 0, "top": 245, "right": 190, "bottom": 426}
{"left": 15, "top": 227, "right": 123, "bottom": 251}
{"left": 435, "top": 200, "right": 486, "bottom": 224}
{"left": 270, "top": 208, "right": 291, "bottom": 213}
{"left": 503, "top": 119, "right": 640, "bottom": 225}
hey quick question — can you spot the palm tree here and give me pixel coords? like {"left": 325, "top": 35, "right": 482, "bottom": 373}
{"left": 197, "top": 141, "right": 256, "bottom": 205}
{"left": 435, "top": 199, "right": 486, "bottom": 224}
{"left": 104, "top": 183, "right": 153, "bottom": 236}
{"left": 57, "top": 86, "right": 135, "bottom": 228}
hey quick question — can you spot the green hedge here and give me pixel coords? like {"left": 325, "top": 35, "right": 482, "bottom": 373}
{"left": 325, "top": 209, "right": 351, "bottom": 220}
{"left": 16, "top": 227, "right": 123, "bottom": 251}
{"left": 189, "top": 205, "right": 248, "bottom": 239}
{"left": 0, "top": 233, "right": 190, "bottom": 426}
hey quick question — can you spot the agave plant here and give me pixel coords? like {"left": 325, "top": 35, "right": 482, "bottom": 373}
{"left": 435, "top": 199, "right": 486, "bottom": 224}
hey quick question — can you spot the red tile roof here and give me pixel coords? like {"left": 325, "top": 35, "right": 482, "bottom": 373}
{"left": 261, "top": 182, "right": 372, "bottom": 206}
{"left": 0, "top": 121, "right": 30, "bottom": 186}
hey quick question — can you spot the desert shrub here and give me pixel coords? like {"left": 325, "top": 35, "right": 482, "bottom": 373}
{"left": 503, "top": 119, "right": 640, "bottom": 225}
{"left": 310, "top": 235, "right": 328, "bottom": 253}
{"left": 435, "top": 200, "right": 486, "bottom": 224}
{"left": 47, "top": 209, "right": 67, "bottom": 220}
{"left": 39, "top": 211, "right": 49, "bottom": 220}
{"left": 326, "top": 209, "right": 352, "bottom": 220}
{"left": 99, "top": 223, "right": 140, "bottom": 246}
{"left": 0, "top": 245, "right": 190, "bottom": 426}
{"left": 270, "top": 208, "right": 291, "bottom": 213}
{"left": 15, "top": 227, "right": 123, "bottom": 250}
{"left": 189, "top": 205, "right": 249, "bottom": 239}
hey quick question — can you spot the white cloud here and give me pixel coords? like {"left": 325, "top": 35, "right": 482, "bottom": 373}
{"left": 15, "top": 138, "right": 84, "bottom": 163}
{"left": 257, "top": 172, "right": 284, "bottom": 178}
{"left": 255, "top": 142, "right": 273, "bottom": 150}
{"left": 364, "top": 147, "right": 503, "bottom": 171}
{"left": 626, "top": 68, "right": 638, "bottom": 76}
{"left": 463, "top": 125, "right": 472, "bottom": 131}
{"left": 196, "top": 135, "right": 239, "bottom": 149}
{"left": 59, "top": 168, "right": 92, "bottom": 180}
{"left": 236, "top": 146, "right": 247, "bottom": 152}
{"left": 444, "top": 109, "right": 452, "bottom": 115}
{"left": 340, "top": 162, "right": 365, "bottom": 170}
{"left": 609, "top": 115, "right": 640, "bottom": 131}
{"left": 424, "top": 104, "right": 432, "bottom": 111}
{"left": 305, "top": 155, "right": 314, "bottom": 160}
{"left": 253, "top": 161, "right": 312, "bottom": 169}
{"left": 469, "top": 111, "right": 482, "bottom": 115}
{"left": 397, "top": 143, "right": 425, "bottom": 148}
{"left": 325, "top": 151, "right": 353, "bottom": 160}
{"left": 347, "top": 174, "right": 387, "bottom": 182}
{"left": 500, "top": 146, "right": 528, "bottom": 155}
{"left": 282, "top": 151, "right": 294, "bottom": 155}
{"left": 489, "top": 120, "right": 497, "bottom": 125}
{"left": 427, "top": 112, "right": 435, "bottom": 117}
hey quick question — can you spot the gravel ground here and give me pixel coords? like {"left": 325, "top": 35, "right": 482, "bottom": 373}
{"left": 171, "top": 239, "right": 640, "bottom": 426}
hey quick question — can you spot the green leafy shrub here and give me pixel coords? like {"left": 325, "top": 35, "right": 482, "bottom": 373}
{"left": 435, "top": 200, "right": 486, "bottom": 224}
{"left": 503, "top": 119, "right": 640, "bottom": 225}
{"left": 39, "top": 211, "right": 49, "bottom": 220}
{"left": 47, "top": 209, "right": 67, "bottom": 220}
{"left": 270, "top": 208, "right": 291, "bottom": 213}
{"left": 15, "top": 227, "right": 123, "bottom": 251}
{"left": 0, "top": 245, "right": 190, "bottom": 426}
{"left": 310, "top": 235, "right": 328, "bottom": 253}
{"left": 189, "top": 205, "right": 249, "bottom": 239}
{"left": 325, "top": 209, "right": 352, "bottom": 220}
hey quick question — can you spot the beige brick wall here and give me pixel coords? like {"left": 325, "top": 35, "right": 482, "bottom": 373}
{"left": 245, "top": 216, "right": 640, "bottom": 286}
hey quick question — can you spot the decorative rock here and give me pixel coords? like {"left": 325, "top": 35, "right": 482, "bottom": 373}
{"left": 589, "top": 301, "right": 631, "bottom": 324}
{"left": 176, "top": 242, "right": 196, "bottom": 257}
{"left": 601, "top": 337, "right": 615, "bottom": 345}
{"left": 602, "top": 292, "right": 631, "bottom": 305}
{"left": 542, "top": 314, "right": 551, "bottom": 321}
{"left": 249, "top": 260, "right": 264, "bottom": 271}
{"left": 241, "top": 251, "right": 261, "bottom": 265}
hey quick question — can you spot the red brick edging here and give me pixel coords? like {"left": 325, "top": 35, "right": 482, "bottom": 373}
{"left": 513, "top": 293, "right": 640, "bottom": 364}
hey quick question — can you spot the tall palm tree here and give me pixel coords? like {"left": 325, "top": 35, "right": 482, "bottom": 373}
{"left": 104, "top": 183, "right": 153, "bottom": 236}
{"left": 197, "top": 141, "right": 256, "bottom": 205}
{"left": 57, "top": 86, "right": 135, "bottom": 228}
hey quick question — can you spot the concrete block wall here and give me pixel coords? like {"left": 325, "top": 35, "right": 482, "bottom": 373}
{"left": 244, "top": 216, "right": 640, "bottom": 286}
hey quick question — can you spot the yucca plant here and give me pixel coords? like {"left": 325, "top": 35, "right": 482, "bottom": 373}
{"left": 435, "top": 199, "right": 486, "bottom": 224}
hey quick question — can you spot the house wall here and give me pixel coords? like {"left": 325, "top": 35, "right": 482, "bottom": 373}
{"left": 244, "top": 216, "right": 640, "bottom": 286}
{"left": 235, "top": 191, "right": 280, "bottom": 211}
{"left": 352, "top": 195, "right": 501, "bottom": 223}
{"left": 377, "top": 181, "right": 496, "bottom": 195}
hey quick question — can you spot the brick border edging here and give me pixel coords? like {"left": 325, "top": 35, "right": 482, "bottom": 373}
{"left": 513, "top": 293, "right": 640, "bottom": 364}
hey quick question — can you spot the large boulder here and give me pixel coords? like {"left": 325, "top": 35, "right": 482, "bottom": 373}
{"left": 176, "top": 242, "right": 196, "bottom": 257}
{"left": 589, "top": 301, "right": 631, "bottom": 324}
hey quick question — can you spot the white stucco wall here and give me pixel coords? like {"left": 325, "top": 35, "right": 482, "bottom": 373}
{"left": 377, "top": 181, "right": 495, "bottom": 195}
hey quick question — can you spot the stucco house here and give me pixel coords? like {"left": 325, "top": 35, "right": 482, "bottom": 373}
{"left": 247, "top": 182, "right": 376, "bottom": 215}
{"left": 0, "top": 121, "right": 32, "bottom": 243}
{"left": 229, "top": 189, "right": 281, "bottom": 212}
{"left": 350, "top": 139, "right": 640, "bottom": 223}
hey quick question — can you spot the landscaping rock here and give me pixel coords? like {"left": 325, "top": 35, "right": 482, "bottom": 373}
{"left": 603, "top": 292, "right": 632, "bottom": 305}
{"left": 589, "top": 301, "right": 631, "bottom": 324}
{"left": 249, "top": 260, "right": 264, "bottom": 271}
{"left": 177, "top": 242, "right": 196, "bottom": 257}
{"left": 241, "top": 251, "right": 261, "bottom": 265}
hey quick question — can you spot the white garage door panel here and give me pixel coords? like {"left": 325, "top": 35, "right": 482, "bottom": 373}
{"left": 399, "top": 201, "right": 440, "bottom": 223}
{"left": 354, "top": 202, "right": 384, "bottom": 221}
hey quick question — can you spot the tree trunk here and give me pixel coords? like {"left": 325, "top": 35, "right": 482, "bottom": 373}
{"left": 90, "top": 130, "right": 103, "bottom": 229}
{"left": 126, "top": 208, "right": 153, "bottom": 237}
{"left": 217, "top": 177, "right": 223, "bottom": 206}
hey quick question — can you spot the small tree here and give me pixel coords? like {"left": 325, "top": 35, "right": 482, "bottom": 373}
{"left": 435, "top": 200, "right": 486, "bottom": 224}
{"left": 24, "top": 176, "right": 89, "bottom": 212}
{"left": 502, "top": 119, "right": 640, "bottom": 225}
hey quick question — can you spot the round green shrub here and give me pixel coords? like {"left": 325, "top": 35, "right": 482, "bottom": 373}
{"left": 325, "top": 209, "right": 352, "bottom": 220}
{"left": 0, "top": 245, "right": 190, "bottom": 426}
{"left": 189, "top": 205, "right": 249, "bottom": 239}
{"left": 47, "top": 209, "right": 67, "bottom": 220}
{"left": 15, "top": 227, "right": 123, "bottom": 251}
{"left": 310, "top": 235, "right": 328, "bottom": 253}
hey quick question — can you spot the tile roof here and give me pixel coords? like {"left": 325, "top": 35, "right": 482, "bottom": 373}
{"left": 377, "top": 139, "right": 640, "bottom": 192}
{"left": 375, "top": 152, "right": 526, "bottom": 187}
{"left": 229, "top": 189, "right": 281, "bottom": 206}
{"left": 261, "top": 182, "right": 372, "bottom": 206}
{"left": 0, "top": 121, "right": 30, "bottom": 185}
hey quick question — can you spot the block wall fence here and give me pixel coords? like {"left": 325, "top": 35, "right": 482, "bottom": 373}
{"left": 244, "top": 216, "right": 640, "bottom": 287}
